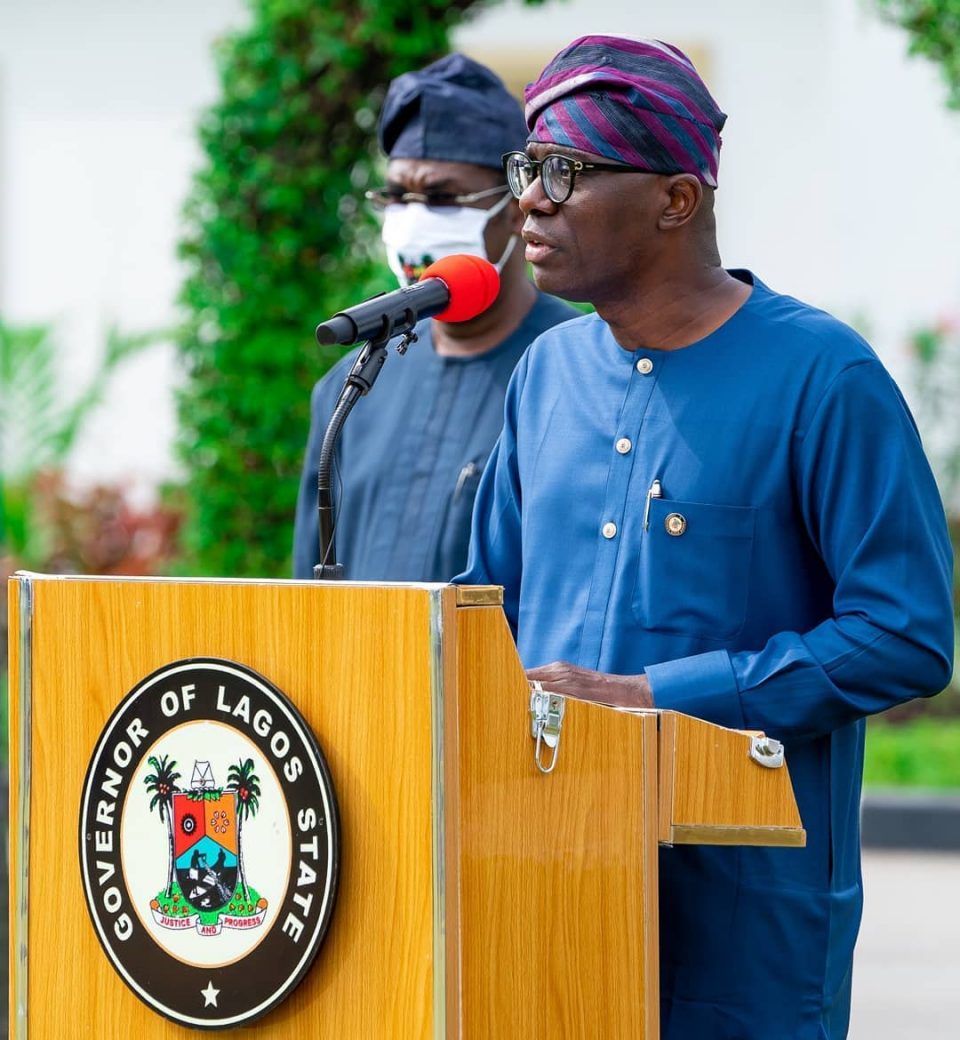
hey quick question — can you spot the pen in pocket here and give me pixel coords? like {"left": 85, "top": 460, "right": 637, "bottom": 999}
{"left": 643, "top": 478, "right": 663, "bottom": 530}
{"left": 454, "top": 461, "right": 481, "bottom": 502}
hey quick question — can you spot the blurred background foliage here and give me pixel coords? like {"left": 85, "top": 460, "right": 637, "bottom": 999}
{"left": 910, "top": 320, "right": 960, "bottom": 515}
{"left": 175, "top": 0, "right": 542, "bottom": 577}
{"left": 1, "top": 319, "right": 167, "bottom": 566}
{"left": 876, "top": 0, "right": 960, "bottom": 107}
{"left": 865, "top": 0, "right": 960, "bottom": 780}
{"left": 865, "top": 717, "right": 960, "bottom": 787}
{"left": 866, "top": 317, "right": 960, "bottom": 788}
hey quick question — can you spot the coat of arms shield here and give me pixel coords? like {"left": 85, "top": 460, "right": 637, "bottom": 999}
{"left": 173, "top": 790, "right": 239, "bottom": 911}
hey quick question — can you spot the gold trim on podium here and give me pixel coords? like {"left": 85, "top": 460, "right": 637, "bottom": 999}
{"left": 453, "top": 585, "right": 502, "bottom": 607}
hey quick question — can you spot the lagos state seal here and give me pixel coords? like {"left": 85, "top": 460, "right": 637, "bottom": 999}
{"left": 78, "top": 658, "right": 340, "bottom": 1029}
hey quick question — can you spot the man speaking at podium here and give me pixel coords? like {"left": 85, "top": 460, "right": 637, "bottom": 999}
{"left": 459, "top": 36, "right": 954, "bottom": 1039}
{"left": 293, "top": 54, "right": 576, "bottom": 581}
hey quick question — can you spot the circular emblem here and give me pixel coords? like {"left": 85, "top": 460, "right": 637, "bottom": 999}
{"left": 664, "top": 512, "right": 687, "bottom": 537}
{"left": 78, "top": 658, "right": 340, "bottom": 1030}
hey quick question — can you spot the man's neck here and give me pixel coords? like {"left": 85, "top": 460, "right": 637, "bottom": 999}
{"left": 431, "top": 257, "right": 538, "bottom": 358}
{"left": 597, "top": 263, "right": 751, "bottom": 352}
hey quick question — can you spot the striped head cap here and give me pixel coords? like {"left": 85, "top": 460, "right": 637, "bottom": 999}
{"left": 524, "top": 36, "right": 726, "bottom": 188}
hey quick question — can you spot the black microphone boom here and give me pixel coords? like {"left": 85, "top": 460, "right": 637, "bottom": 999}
{"left": 315, "top": 278, "right": 451, "bottom": 346}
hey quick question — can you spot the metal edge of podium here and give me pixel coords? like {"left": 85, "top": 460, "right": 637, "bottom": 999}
{"left": 428, "top": 587, "right": 449, "bottom": 1040}
{"left": 11, "top": 574, "right": 32, "bottom": 1040}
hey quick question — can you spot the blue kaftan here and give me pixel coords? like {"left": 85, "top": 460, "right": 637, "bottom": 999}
{"left": 293, "top": 292, "right": 577, "bottom": 581}
{"left": 459, "top": 272, "right": 954, "bottom": 1038}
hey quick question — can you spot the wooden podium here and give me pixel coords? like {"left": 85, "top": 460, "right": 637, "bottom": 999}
{"left": 7, "top": 575, "right": 804, "bottom": 1038}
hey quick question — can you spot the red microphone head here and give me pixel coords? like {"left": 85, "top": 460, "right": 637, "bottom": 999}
{"left": 419, "top": 254, "right": 500, "bottom": 323}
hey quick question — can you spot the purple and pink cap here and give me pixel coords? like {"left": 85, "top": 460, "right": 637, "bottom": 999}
{"left": 524, "top": 36, "right": 727, "bottom": 188}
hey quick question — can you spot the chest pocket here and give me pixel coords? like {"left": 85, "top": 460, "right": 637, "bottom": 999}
{"left": 632, "top": 497, "right": 756, "bottom": 640}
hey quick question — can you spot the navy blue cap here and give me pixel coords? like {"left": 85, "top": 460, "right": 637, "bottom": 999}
{"left": 378, "top": 53, "right": 527, "bottom": 171}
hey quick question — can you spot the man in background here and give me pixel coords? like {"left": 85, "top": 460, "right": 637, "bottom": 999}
{"left": 293, "top": 54, "right": 576, "bottom": 580}
{"left": 460, "top": 35, "right": 954, "bottom": 1038}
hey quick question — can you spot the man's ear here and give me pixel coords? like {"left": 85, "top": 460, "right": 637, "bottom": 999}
{"left": 658, "top": 174, "right": 702, "bottom": 230}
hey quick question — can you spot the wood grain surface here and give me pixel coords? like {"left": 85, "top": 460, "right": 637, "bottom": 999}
{"left": 658, "top": 710, "right": 806, "bottom": 846}
{"left": 454, "top": 604, "right": 660, "bottom": 1038}
{"left": 8, "top": 577, "right": 442, "bottom": 1039}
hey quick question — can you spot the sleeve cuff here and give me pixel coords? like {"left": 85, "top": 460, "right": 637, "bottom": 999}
{"left": 645, "top": 649, "right": 744, "bottom": 729}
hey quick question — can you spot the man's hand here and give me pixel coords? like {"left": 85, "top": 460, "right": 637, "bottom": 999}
{"left": 526, "top": 661, "right": 654, "bottom": 709}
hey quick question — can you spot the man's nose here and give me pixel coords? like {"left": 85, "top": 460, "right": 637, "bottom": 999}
{"left": 518, "top": 177, "right": 560, "bottom": 217}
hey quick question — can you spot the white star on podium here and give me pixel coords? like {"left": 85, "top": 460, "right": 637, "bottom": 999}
{"left": 201, "top": 980, "right": 220, "bottom": 1007}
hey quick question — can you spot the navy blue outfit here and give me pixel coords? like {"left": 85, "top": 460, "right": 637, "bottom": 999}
{"left": 293, "top": 292, "right": 576, "bottom": 580}
{"left": 459, "top": 272, "right": 954, "bottom": 1038}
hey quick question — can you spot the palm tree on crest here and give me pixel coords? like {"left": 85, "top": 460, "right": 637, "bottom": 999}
{"left": 144, "top": 754, "right": 182, "bottom": 898}
{"left": 227, "top": 757, "right": 261, "bottom": 902}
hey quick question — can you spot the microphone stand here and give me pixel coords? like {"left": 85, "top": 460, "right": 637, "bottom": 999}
{"left": 313, "top": 326, "right": 418, "bottom": 579}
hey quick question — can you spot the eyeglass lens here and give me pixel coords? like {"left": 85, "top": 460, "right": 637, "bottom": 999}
{"left": 505, "top": 154, "right": 575, "bottom": 204}
{"left": 367, "top": 185, "right": 508, "bottom": 209}
{"left": 542, "top": 157, "right": 574, "bottom": 202}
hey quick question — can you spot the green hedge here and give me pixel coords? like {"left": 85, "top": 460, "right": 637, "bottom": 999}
{"left": 864, "top": 716, "right": 960, "bottom": 788}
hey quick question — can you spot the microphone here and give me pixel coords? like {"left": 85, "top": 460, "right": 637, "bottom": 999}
{"left": 315, "top": 254, "right": 500, "bottom": 346}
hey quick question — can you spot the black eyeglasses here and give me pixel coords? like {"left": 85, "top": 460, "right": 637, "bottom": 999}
{"left": 364, "top": 184, "right": 509, "bottom": 210}
{"left": 502, "top": 151, "right": 661, "bottom": 204}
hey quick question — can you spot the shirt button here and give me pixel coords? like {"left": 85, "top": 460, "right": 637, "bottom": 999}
{"left": 615, "top": 437, "right": 632, "bottom": 455}
{"left": 636, "top": 357, "right": 653, "bottom": 374}
{"left": 665, "top": 513, "right": 687, "bottom": 536}
{"left": 602, "top": 522, "right": 618, "bottom": 539}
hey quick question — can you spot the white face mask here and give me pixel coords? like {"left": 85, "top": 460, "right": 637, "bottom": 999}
{"left": 381, "top": 192, "right": 517, "bottom": 287}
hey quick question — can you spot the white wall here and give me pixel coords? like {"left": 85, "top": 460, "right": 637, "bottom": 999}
{"left": 1, "top": 0, "right": 958, "bottom": 490}
{"left": 0, "top": 0, "right": 247, "bottom": 491}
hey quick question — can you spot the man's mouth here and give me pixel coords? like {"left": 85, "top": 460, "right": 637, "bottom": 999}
{"left": 522, "top": 227, "right": 558, "bottom": 262}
